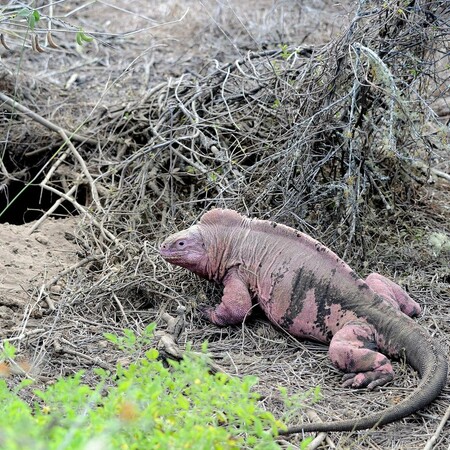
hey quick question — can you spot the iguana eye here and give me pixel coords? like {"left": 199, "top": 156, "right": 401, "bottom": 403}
{"left": 177, "top": 241, "right": 185, "bottom": 247}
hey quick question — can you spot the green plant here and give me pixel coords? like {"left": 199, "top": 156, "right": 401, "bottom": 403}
{"left": 280, "top": 44, "right": 291, "bottom": 60}
{"left": 75, "top": 28, "right": 93, "bottom": 46}
{"left": 0, "top": 5, "right": 94, "bottom": 52}
{"left": 16, "top": 8, "right": 41, "bottom": 31}
{"left": 0, "top": 325, "right": 310, "bottom": 449}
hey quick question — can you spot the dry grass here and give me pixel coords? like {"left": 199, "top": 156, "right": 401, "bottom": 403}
{"left": 0, "top": 0, "right": 449, "bottom": 448}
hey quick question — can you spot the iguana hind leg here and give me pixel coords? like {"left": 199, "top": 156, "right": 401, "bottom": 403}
{"left": 365, "top": 273, "right": 421, "bottom": 317}
{"left": 329, "top": 320, "right": 394, "bottom": 390}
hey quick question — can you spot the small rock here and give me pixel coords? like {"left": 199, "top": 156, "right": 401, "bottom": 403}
{"left": 35, "top": 235, "right": 49, "bottom": 246}
{"left": 0, "top": 306, "right": 14, "bottom": 317}
{"left": 50, "top": 285, "right": 62, "bottom": 294}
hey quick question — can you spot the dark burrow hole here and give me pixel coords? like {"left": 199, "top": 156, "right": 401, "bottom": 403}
{"left": 0, "top": 180, "right": 85, "bottom": 225}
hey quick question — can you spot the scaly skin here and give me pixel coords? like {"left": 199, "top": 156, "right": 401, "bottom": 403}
{"left": 160, "top": 208, "right": 448, "bottom": 433}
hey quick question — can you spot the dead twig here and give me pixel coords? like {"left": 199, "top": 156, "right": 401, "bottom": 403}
{"left": 112, "top": 292, "right": 129, "bottom": 325}
{"left": 43, "top": 255, "right": 102, "bottom": 292}
{"left": 54, "top": 339, "right": 114, "bottom": 371}
{"left": 0, "top": 92, "right": 98, "bottom": 145}
{"left": 29, "top": 184, "right": 78, "bottom": 234}
{"left": 56, "top": 128, "right": 101, "bottom": 209}
{"left": 423, "top": 404, "right": 450, "bottom": 450}
{"left": 306, "top": 409, "right": 336, "bottom": 449}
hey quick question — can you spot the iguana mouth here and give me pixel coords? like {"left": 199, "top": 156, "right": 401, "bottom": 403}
{"left": 159, "top": 247, "right": 184, "bottom": 261}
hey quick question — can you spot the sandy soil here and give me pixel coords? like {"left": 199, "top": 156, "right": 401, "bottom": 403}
{"left": 0, "top": 217, "right": 79, "bottom": 337}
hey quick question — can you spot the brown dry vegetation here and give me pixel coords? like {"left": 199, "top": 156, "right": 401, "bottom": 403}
{"left": 1, "top": 0, "right": 450, "bottom": 448}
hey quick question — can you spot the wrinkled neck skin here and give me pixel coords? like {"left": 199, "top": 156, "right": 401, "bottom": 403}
{"left": 199, "top": 221, "right": 261, "bottom": 284}
{"left": 197, "top": 219, "right": 277, "bottom": 290}
{"left": 182, "top": 253, "right": 209, "bottom": 277}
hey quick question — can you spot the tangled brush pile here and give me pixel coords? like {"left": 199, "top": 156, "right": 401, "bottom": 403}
{"left": 77, "top": 0, "right": 448, "bottom": 263}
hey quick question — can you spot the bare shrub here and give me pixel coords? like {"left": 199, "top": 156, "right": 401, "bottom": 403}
{"left": 80, "top": 0, "right": 449, "bottom": 260}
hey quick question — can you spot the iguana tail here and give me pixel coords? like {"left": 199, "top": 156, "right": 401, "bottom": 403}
{"left": 279, "top": 323, "right": 448, "bottom": 434}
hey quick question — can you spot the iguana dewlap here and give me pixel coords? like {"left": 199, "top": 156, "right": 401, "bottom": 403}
{"left": 159, "top": 208, "right": 448, "bottom": 433}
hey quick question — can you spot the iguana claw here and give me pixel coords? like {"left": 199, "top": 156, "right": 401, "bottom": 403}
{"left": 197, "top": 305, "right": 214, "bottom": 320}
{"left": 342, "top": 370, "right": 394, "bottom": 390}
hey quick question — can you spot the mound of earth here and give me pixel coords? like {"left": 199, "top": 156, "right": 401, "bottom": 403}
{"left": 0, "top": 217, "right": 79, "bottom": 337}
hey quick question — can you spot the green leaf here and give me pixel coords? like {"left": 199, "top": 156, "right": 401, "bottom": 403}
{"left": 2, "top": 340, "right": 16, "bottom": 359}
{"left": 76, "top": 30, "right": 83, "bottom": 46}
{"left": 27, "top": 14, "right": 35, "bottom": 30}
{"left": 143, "top": 323, "right": 156, "bottom": 338}
{"left": 17, "top": 8, "right": 30, "bottom": 17}
{"left": 146, "top": 348, "right": 159, "bottom": 360}
{"left": 123, "top": 329, "right": 136, "bottom": 345}
{"left": 300, "top": 437, "right": 314, "bottom": 449}
{"left": 26, "top": 10, "right": 40, "bottom": 30}
{"left": 14, "top": 378, "right": 34, "bottom": 393}
{"left": 76, "top": 29, "right": 94, "bottom": 46}
{"left": 313, "top": 385, "right": 321, "bottom": 401}
{"left": 177, "top": 395, "right": 190, "bottom": 409}
{"left": 80, "top": 32, "right": 93, "bottom": 43}
{"left": 103, "top": 333, "right": 118, "bottom": 345}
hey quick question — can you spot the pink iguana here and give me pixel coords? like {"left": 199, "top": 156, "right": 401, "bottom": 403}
{"left": 159, "top": 208, "right": 448, "bottom": 433}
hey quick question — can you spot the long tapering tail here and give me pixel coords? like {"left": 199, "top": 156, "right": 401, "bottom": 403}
{"left": 279, "top": 323, "right": 448, "bottom": 434}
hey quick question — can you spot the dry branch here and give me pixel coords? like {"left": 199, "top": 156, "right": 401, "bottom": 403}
{"left": 0, "top": 92, "right": 98, "bottom": 146}
{"left": 80, "top": 0, "right": 449, "bottom": 258}
{"left": 423, "top": 403, "right": 450, "bottom": 450}
{"left": 306, "top": 409, "right": 336, "bottom": 449}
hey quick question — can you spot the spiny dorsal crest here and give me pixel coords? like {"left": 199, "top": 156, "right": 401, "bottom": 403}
{"left": 199, "top": 209, "right": 244, "bottom": 227}
{"left": 199, "top": 209, "right": 321, "bottom": 248}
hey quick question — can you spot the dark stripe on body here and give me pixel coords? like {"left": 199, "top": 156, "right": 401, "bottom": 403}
{"left": 280, "top": 267, "right": 356, "bottom": 342}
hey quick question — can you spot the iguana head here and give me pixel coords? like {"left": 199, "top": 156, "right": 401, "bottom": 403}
{"left": 160, "top": 225, "right": 208, "bottom": 275}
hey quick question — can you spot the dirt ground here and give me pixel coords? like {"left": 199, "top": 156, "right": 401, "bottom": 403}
{"left": 0, "top": 217, "right": 79, "bottom": 335}
{"left": 1, "top": 0, "right": 450, "bottom": 449}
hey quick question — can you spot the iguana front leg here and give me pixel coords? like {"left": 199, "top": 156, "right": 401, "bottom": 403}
{"left": 329, "top": 320, "right": 394, "bottom": 390}
{"left": 201, "top": 270, "right": 252, "bottom": 326}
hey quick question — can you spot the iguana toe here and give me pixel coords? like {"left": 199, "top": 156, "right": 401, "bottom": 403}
{"left": 197, "top": 305, "right": 214, "bottom": 320}
{"left": 342, "top": 370, "right": 394, "bottom": 389}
